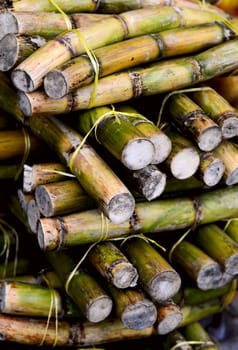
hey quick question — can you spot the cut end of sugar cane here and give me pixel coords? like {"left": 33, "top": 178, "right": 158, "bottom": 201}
{"left": 156, "top": 303, "right": 183, "bottom": 335}
{"left": 44, "top": 70, "right": 68, "bottom": 99}
{"left": 122, "top": 138, "right": 155, "bottom": 170}
{"left": 225, "top": 167, "right": 238, "bottom": 186}
{"left": 140, "top": 168, "right": 166, "bottom": 201}
{"left": 202, "top": 158, "right": 225, "bottom": 187}
{"left": 149, "top": 133, "right": 172, "bottom": 165}
{"left": 37, "top": 217, "right": 59, "bottom": 251}
{"left": 0, "top": 34, "right": 18, "bottom": 71}
{"left": 149, "top": 271, "right": 181, "bottom": 302}
{"left": 220, "top": 113, "right": 238, "bottom": 139}
{"left": 224, "top": 253, "right": 238, "bottom": 276}
{"left": 17, "top": 90, "right": 32, "bottom": 116}
{"left": 197, "top": 125, "right": 222, "bottom": 151}
{"left": 11, "top": 69, "right": 34, "bottom": 92}
{"left": 197, "top": 263, "right": 223, "bottom": 291}
{"left": 107, "top": 192, "right": 135, "bottom": 224}
{"left": 87, "top": 295, "right": 113, "bottom": 323}
{"left": 112, "top": 263, "right": 138, "bottom": 289}
{"left": 0, "top": 12, "right": 18, "bottom": 40}
{"left": 121, "top": 299, "right": 157, "bottom": 330}
{"left": 170, "top": 148, "right": 200, "bottom": 180}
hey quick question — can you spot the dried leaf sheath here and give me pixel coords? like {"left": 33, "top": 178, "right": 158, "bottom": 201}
{"left": 11, "top": 6, "right": 223, "bottom": 92}
{"left": 27, "top": 115, "right": 135, "bottom": 224}
{"left": 18, "top": 39, "right": 238, "bottom": 117}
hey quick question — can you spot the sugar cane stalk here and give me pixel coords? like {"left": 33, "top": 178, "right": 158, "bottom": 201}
{"left": 162, "top": 329, "right": 193, "bottom": 350}
{"left": 225, "top": 219, "right": 238, "bottom": 243}
{"left": 35, "top": 179, "right": 96, "bottom": 217}
{"left": 0, "top": 33, "right": 47, "bottom": 72}
{"left": 116, "top": 104, "right": 172, "bottom": 164}
{"left": 18, "top": 39, "right": 238, "bottom": 116}
{"left": 179, "top": 298, "right": 223, "bottom": 328}
{"left": 0, "top": 280, "right": 63, "bottom": 317}
{"left": 171, "top": 240, "right": 223, "bottom": 290}
{"left": 107, "top": 285, "right": 157, "bottom": 330}
{"left": 46, "top": 250, "right": 113, "bottom": 323}
{"left": 0, "top": 72, "right": 23, "bottom": 122}
{"left": 0, "top": 128, "right": 43, "bottom": 161}
{"left": 23, "top": 162, "right": 69, "bottom": 193}
{"left": 73, "top": 106, "right": 155, "bottom": 170}
{"left": 165, "top": 93, "right": 222, "bottom": 152}
{"left": 164, "top": 126, "right": 200, "bottom": 180}
{"left": 155, "top": 300, "right": 183, "bottom": 335}
{"left": 88, "top": 241, "right": 138, "bottom": 289}
{"left": 183, "top": 321, "right": 219, "bottom": 349}
{"left": 1, "top": 0, "right": 231, "bottom": 15}
{"left": 25, "top": 198, "right": 41, "bottom": 233}
{"left": 0, "top": 12, "right": 109, "bottom": 41}
{"left": 125, "top": 165, "right": 167, "bottom": 201}
{"left": 191, "top": 86, "right": 238, "bottom": 139}
{"left": 0, "top": 314, "right": 155, "bottom": 347}
{"left": 213, "top": 139, "right": 238, "bottom": 186}
{"left": 11, "top": 6, "right": 226, "bottom": 92}
{"left": 44, "top": 21, "right": 234, "bottom": 99}
{"left": 37, "top": 184, "right": 238, "bottom": 250}
{"left": 27, "top": 114, "right": 135, "bottom": 224}
{"left": 194, "top": 223, "right": 238, "bottom": 276}
{"left": 123, "top": 238, "right": 181, "bottom": 302}
{"left": 197, "top": 151, "right": 225, "bottom": 187}
{"left": 180, "top": 283, "right": 232, "bottom": 306}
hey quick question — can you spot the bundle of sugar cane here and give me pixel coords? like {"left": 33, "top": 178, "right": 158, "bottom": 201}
{"left": 26, "top": 114, "right": 135, "bottom": 224}
{"left": 11, "top": 5, "right": 233, "bottom": 93}
{"left": 17, "top": 38, "right": 238, "bottom": 116}
{"left": 36, "top": 184, "right": 238, "bottom": 250}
